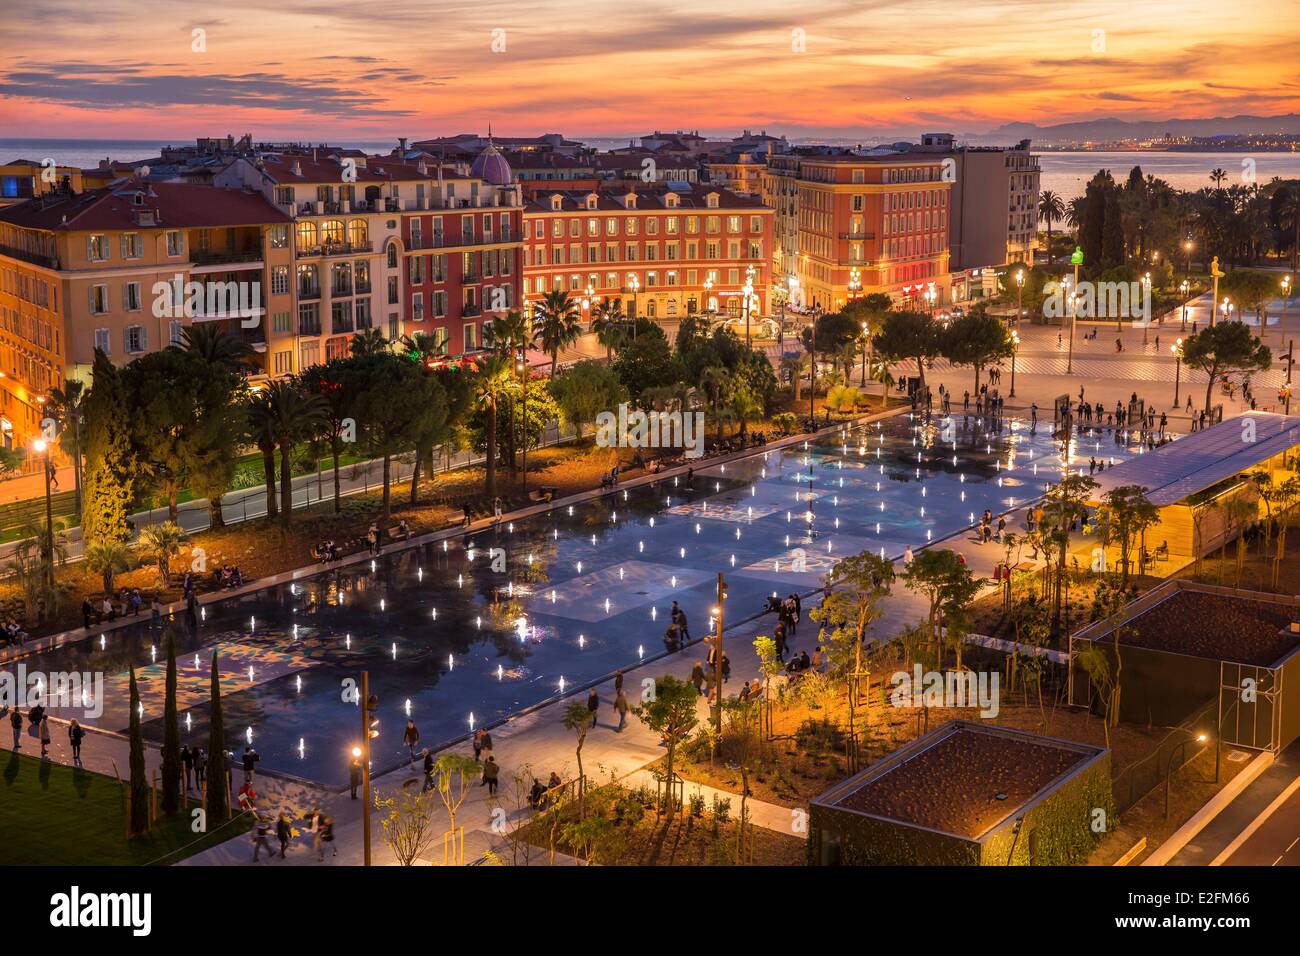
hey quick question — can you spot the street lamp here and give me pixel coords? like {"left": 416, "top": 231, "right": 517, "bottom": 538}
{"left": 1183, "top": 238, "right": 1193, "bottom": 280}
{"left": 1141, "top": 272, "right": 1152, "bottom": 345}
{"left": 742, "top": 264, "right": 756, "bottom": 347}
{"left": 32, "top": 436, "right": 55, "bottom": 597}
{"left": 626, "top": 273, "right": 641, "bottom": 340}
{"left": 924, "top": 283, "right": 936, "bottom": 317}
{"left": 1281, "top": 275, "right": 1292, "bottom": 348}
{"left": 1014, "top": 269, "right": 1024, "bottom": 328}
{"left": 1220, "top": 296, "right": 1234, "bottom": 324}
{"left": 1009, "top": 330, "right": 1019, "bottom": 398}
{"left": 848, "top": 266, "right": 862, "bottom": 301}
{"left": 1066, "top": 277, "right": 1077, "bottom": 375}
{"left": 1171, "top": 337, "right": 1183, "bottom": 409}
{"left": 702, "top": 275, "right": 714, "bottom": 316}
{"left": 1179, "top": 279, "right": 1190, "bottom": 329}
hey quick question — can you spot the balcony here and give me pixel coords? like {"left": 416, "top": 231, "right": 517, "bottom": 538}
{"left": 0, "top": 244, "right": 60, "bottom": 270}
{"left": 298, "top": 285, "right": 321, "bottom": 300}
{"left": 839, "top": 231, "right": 875, "bottom": 241}
{"left": 298, "top": 320, "right": 322, "bottom": 336}
{"left": 298, "top": 240, "right": 373, "bottom": 258}
{"left": 462, "top": 304, "right": 482, "bottom": 318}
{"left": 191, "top": 248, "right": 264, "bottom": 270}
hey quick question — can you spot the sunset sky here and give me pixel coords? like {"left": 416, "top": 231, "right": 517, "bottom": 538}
{"left": 2, "top": 0, "right": 1298, "bottom": 141}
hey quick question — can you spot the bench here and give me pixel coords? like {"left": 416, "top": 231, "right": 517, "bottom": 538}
{"left": 528, "top": 486, "right": 558, "bottom": 503}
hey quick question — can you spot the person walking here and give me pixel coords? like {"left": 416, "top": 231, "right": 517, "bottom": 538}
{"left": 349, "top": 755, "right": 362, "bottom": 800}
{"left": 68, "top": 720, "right": 85, "bottom": 765}
{"left": 252, "top": 817, "right": 273, "bottom": 862}
{"left": 586, "top": 687, "right": 599, "bottom": 728}
{"left": 317, "top": 815, "right": 336, "bottom": 861}
{"left": 9, "top": 708, "right": 20, "bottom": 750}
{"left": 193, "top": 746, "right": 206, "bottom": 792}
{"left": 481, "top": 755, "right": 500, "bottom": 796}
{"left": 39, "top": 716, "right": 51, "bottom": 757}
{"left": 422, "top": 751, "right": 435, "bottom": 793}
{"left": 276, "top": 811, "right": 293, "bottom": 859}
{"left": 402, "top": 719, "right": 421, "bottom": 761}
{"left": 614, "top": 688, "right": 630, "bottom": 732}
{"left": 242, "top": 744, "right": 260, "bottom": 785}
{"left": 690, "top": 660, "right": 706, "bottom": 695}
{"left": 181, "top": 744, "right": 194, "bottom": 790}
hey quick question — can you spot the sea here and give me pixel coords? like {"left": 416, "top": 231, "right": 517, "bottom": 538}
{"left": 3, "top": 139, "right": 1299, "bottom": 202}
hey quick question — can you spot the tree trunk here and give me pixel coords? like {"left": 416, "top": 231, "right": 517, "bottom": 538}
{"left": 332, "top": 447, "right": 342, "bottom": 514}
{"left": 209, "top": 494, "right": 225, "bottom": 529}
{"left": 381, "top": 453, "right": 392, "bottom": 520}
{"left": 278, "top": 441, "right": 293, "bottom": 527}
{"left": 485, "top": 403, "right": 497, "bottom": 499}
{"left": 262, "top": 447, "right": 278, "bottom": 520}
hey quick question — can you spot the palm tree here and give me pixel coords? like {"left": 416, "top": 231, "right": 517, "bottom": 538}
{"left": 1210, "top": 167, "right": 1228, "bottom": 190}
{"left": 1038, "top": 190, "right": 1065, "bottom": 263}
{"left": 1277, "top": 187, "right": 1300, "bottom": 271}
{"left": 532, "top": 290, "right": 582, "bottom": 378}
{"left": 1065, "top": 195, "right": 1087, "bottom": 231}
{"left": 136, "top": 521, "right": 187, "bottom": 587}
{"left": 399, "top": 330, "right": 443, "bottom": 364}
{"left": 265, "top": 379, "right": 329, "bottom": 528}
{"left": 590, "top": 297, "right": 628, "bottom": 361}
{"left": 176, "top": 323, "right": 255, "bottom": 372}
{"left": 472, "top": 354, "right": 514, "bottom": 500}
{"left": 46, "top": 378, "right": 87, "bottom": 517}
{"left": 698, "top": 365, "right": 731, "bottom": 444}
{"left": 779, "top": 353, "right": 808, "bottom": 402}
{"left": 244, "top": 388, "right": 279, "bottom": 521}
{"left": 85, "top": 537, "right": 133, "bottom": 595}
{"left": 350, "top": 327, "right": 389, "bottom": 357}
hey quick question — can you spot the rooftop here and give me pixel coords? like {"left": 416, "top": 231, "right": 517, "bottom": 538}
{"left": 1088, "top": 411, "right": 1300, "bottom": 506}
{"left": 524, "top": 183, "right": 768, "bottom": 213}
{"left": 0, "top": 181, "right": 291, "bottom": 231}
{"left": 816, "top": 721, "right": 1106, "bottom": 840}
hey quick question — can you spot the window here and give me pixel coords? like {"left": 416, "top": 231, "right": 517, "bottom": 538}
{"left": 298, "top": 302, "right": 321, "bottom": 335}
{"left": 296, "top": 221, "right": 318, "bottom": 251}
{"left": 347, "top": 219, "right": 368, "bottom": 248}
{"left": 89, "top": 285, "right": 108, "bottom": 314}
{"left": 299, "top": 341, "right": 320, "bottom": 368}
{"left": 125, "top": 325, "right": 147, "bottom": 354}
{"left": 388, "top": 276, "right": 399, "bottom": 305}
{"left": 269, "top": 225, "right": 288, "bottom": 249}
{"left": 331, "top": 300, "right": 353, "bottom": 333}
{"left": 87, "top": 235, "right": 108, "bottom": 261}
{"left": 462, "top": 323, "right": 477, "bottom": 351}
{"left": 123, "top": 282, "right": 142, "bottom": 311}
{"left": 271, "top": 266, "right": 289, "bottom": 296}
{"left": 273, "top": 350, "right": 293, "bottom": 375}
{"left": 94, "top": 328, "right": 110, "bottom": 354}
{"left": 166, "top": 230, "right": 183, "bottom": 256}
{"left": 272, "top": 311, "right": 292, "bottom": 333}
{"left": 297, "top": 264, "right": 319, "bottom": 296}
{"left": 169, "top": 320, "right": 184, "bottom": 346}
{"left": 412, "top": 292, "right": 425, "bottom": 322}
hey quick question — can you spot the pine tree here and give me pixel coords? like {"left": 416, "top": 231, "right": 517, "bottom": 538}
{"left": 161, "top": 631, "right": 181, "bottom": 817}
{"left": 82, "top": 349, "right": 137, "bottom": 542}
{"left": 205, "top": 651, "right": 229, "bottom": 825}
{"left": 128, "top": 666, "right": 150, "bottom": 836}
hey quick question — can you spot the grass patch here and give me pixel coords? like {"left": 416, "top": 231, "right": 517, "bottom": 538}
{"left": 0, "top": 750, "right": 249, "bottom": 866}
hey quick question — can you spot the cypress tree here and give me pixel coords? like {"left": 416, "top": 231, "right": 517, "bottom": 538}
{"left": 82, "top": 349, "right": 137, "bottom": 542}
{"left": 205, "top": 651, "right": 229, "bottom": 825}
{"left": 127, "top": 666, "right": 150, "bottom": 836}
{"left": 1101, "top": 187, "right": 1126, "bottom": 271}
{"left": 1079, "top": 177, "right": 1106, "bottom": 277}
{"left": 161, "top": 631, "right": 181, "bottom": 817}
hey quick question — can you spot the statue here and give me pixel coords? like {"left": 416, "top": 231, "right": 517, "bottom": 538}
{"left": 1210, "top": 255, "right": 1225, "bottom": 279}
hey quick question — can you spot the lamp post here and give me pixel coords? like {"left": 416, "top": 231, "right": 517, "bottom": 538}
{"left": 1009, "top": 330, "right": 1019, "bottom": 398}
{"left": 32, "top": 436, "right": 55, "bottom": 596}
{"left": 1141, "top": 272, "right": 1152, "bottom": 346}
{"left": 1179, "top": 279, "right": 1190, "bottom": 329}
{"left": 1183, "top": 238, "right": 1193, "bottom": 280}
{"left": 1171, "top": 337, "right": 1183, "bottom": 410}
{"left": 1069, "top": 246, "right": 1083, "bottom": 367}
{"left": 580, "top": 283, "right": 594, "bottom": 332}
{"left": 1014, "top": 268, "right": 1024, "bottom": 328}
{"left": 702, "top": 276, "right": 714, "bottom": 317}
{"left": 1220, "top": 296, "right": 1234, "bottom": 325}
{"left": 359, "top": 673, "right": 378, "bottom": 867}
{"left": 1281, "top": 275, "right": 1292, "bottom": 348}
{"left": 925, "top": 283, "right": 936, "bottom": 317}
{"left": 1066, "top": 283, "right": 1077, "bottom": 375}
{"left": 848, "top": 266, "right": 862, "bottom": 301}
{"left": 626, "top": 273, "right": 640, "bottom": 340}
{"left": 710, "top": 573, "right": 727, "bottom": 744}
{"left": 517, "top": 359, "right": 528, "bottom": 493}
{"left": 742, "top": 264, "right": 756, "bottom": 348}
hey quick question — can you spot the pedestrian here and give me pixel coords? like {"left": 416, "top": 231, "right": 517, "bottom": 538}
{"left": 242, "top": 744, "right": 260, "bottom": 784}
{"left": 69, "top": 719, "right": 85, "bottom": 765}
{"left": 587, "top": 687, "right": 599, "bottom": 728}
{"left": 903, "top": 545, "right": 913, "bottom": 566}
{"left": 462, "top": 502, "right": 473, "bottom": 528}
{"left": 252, "top": 817, "right": 273, "bottom": 862}
{"left": 615, "top": 688, "right": 629, "bottom": 732}
{"left": 276, "top": 811, "right": 293, "bottom": 858}
{"left": 317, "top": 815, "right": 336, "bottom": 861}
{"left": 774, "top": 620, "right": 787, "bottom": 662}
{"left": 422, "top": 751, "right": 435, "bottom": 792}
{"left": 349, "top": 755, "right": 362, "bottom": 800}
{"left": 194, "top": 747, "right": 206, "bottom": 791}
{"left": 492, "top": 497, "right": 503, "bottom": 526}
{"left": 690, "top": 660, "right": 706, "bottom": 695}
{"left": 481, "top": 755, "right": 499, "bottom": 795}
{"left": 402, "top": 719, "right": 420, "bottom": 761}
{"left": 82, "top": 597, "right": 94, "bottom": 629}
{"left": 181, "top": 744, "right": 193, "bottom": 789}
{"left": 613, "top": 670, "right": 624, "bottom": 697}
{"left": 39, "top": 716, "right": 51, "bottom": 756}
{"left": 9, "top": 707, "right": 21, "bottom": 750}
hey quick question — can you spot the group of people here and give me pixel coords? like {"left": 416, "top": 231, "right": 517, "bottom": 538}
{"left": 661, "top": 601, "right": 691, "bottom": 650}
{"left": 973, "top": 508, "right": 1007, "bottom": 545}
{"left": 250, "top": 807, "right": 336, "bottom": 863}
{"left": 311, "top": 539, "right": 341, "bottom": 562}
{"left": 763, "top": 592, "right": 803, "bottom": 662}
{"left": 215, "top": 565, "right": 245, "bottom": 589}
{"left": 80, "top": 587, "right": 159, "bottom": 629}
{"left": 2, "top": 617, "right": 29, "bottom": 646}
{"left": 6, "top": 704, "right": 59, "bottom": 757}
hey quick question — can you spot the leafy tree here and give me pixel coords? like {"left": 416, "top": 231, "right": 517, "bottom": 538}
{"left": 1180, "top": 320, "right": 1273, "bottom": 414}
{"left": 550, "top": 359, "right": 628, "bottom": 439}
{"left": 128, "top": 666, "right": 150, "bottom": 836}
{"left": 243, "top": 388, "right": 279, "bottom": 521}
{"left": 1220, "top": 270, "right": 1277, "bottom": 324}
{"left": 942, "top": 307, "right": 1014, "bottom": 392}
{"left": 1098, "top": 485, "right": 1160, "bottom": 587}
{"left": 373, "top": 785, "right": 442, "bottom": 867}
{"left": 590, "top": 297, "right": 628, "bottom": 360}
{"left": 429, "top": 753, "right": 481, "bottom": 861}
{"left": 121, "top": 348, "right": 208, "bottom": 521}
{"left": 873, "top": 310, "right": 941, "bottom": 390}
{"left": 1041, "top": 474, "right": 1099, "bottom": 637}
{"left": 612, "top": 324, "right": 683, "bottom": 402}
{"left": 632, "top": 676, "right": 699, "bottom": 816}
{"left": 561, "top": 700, "right": 591, "bottom": 819}
{"left": 205, "top": 652, "right": 229, "bottom": 825}
{"left": 176, "top": 328, "right": 247, "bottom": 528}
{"left": 161, "top": 631, "right": 181, "bottom": 817}
{"left": 81, "top": 350, "right": 137, "bottom": 543}
{"left": 532, "top": 289, "right": 582, "bottom": 378}
{"left": 46, "top": 378, "right": 87, "bottom": 518}
{"left": 902, "top": 549, "right": 981, "bottom": 665}
{"left": 299, "top": 359, "right": 365, "bottom": 513}
{"left": 698, "top": 365, "right": 733, "bottom": 443}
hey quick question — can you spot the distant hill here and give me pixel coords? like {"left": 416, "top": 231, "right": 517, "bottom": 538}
{"left": 977, "top": 114, "right": 1300, "bottom": 145}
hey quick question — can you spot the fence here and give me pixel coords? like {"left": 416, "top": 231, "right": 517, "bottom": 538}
{"left": 1110, "top": 696, "right": 1217, "bottom": 815}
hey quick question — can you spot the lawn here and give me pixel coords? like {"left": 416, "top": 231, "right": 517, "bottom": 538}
{"left": 0, "top": 750, "right": 249, "bottom": 866}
